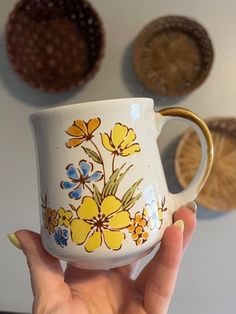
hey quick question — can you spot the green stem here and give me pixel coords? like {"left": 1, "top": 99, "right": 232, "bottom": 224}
{"left": 90, "top": 139, "right": 106, "bottom": 184}
{"left": 112, "top": 154, "right": 116, "bottom": 173}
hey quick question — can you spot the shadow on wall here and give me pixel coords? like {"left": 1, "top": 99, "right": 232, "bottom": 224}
{"left": 0, "top": 32, "right": 79, "bottom": 108}
{"left": 161, "top": 136, "right": 228, "bottom": 220}
{"left": 122, "top": 42, "right": 189, "bottom": 108}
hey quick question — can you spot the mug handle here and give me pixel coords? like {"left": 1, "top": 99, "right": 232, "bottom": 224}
{"left": 156, "top": 107, "right": 214, "bottom": 212}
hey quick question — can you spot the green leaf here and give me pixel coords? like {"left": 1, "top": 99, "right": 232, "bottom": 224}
{"left": 109, "top": 166, "right": 131, "bottom": 195}
{"left": 93, "top": 184, "right": 102, "bottom": 206}
{"left": 122, "top": 178, "right": 143, "bottom": 206}
{"left": 102, "top": 168, "right": 121, "bottom": 198}
{"left": 122, "top": 192, "right": 142, "bottom": 211}
{"left": 102, "top": 166, "right": 132, "bottom": 198}
{"left": 82, "top": 147, "right": 102, "bottom": 164}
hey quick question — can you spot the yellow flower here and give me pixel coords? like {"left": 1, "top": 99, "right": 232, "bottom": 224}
{"left": 43, "top": 208, "right": 58, "bottom": 234}
{"left": 66, "top": 118, "right": 101, "bottom": 148}
{"left": 158, "top": 208, "right": 163, "bottom": 220}
{"left": 70, "top": 195, "right": 131, "bottom": 252}
{"left": 101, "top": 123, "right": 141, "bottom": 156}
{"left": 58, "top": 207, "right": 73, "bottom": 227}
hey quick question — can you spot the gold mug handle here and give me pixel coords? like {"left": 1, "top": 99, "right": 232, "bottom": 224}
{"left": 156, "top": 107, "right": 214, "bottom": 212}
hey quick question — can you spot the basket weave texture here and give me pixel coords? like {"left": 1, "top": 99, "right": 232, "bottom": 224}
{"left": 133, "top": 16, "right": 214, "bottom": 96}
{"left": 175, "top": 118, "right": 236, "bottom": 211}
{"left": 6, "top": 0, "right": 105, "bottom": 93}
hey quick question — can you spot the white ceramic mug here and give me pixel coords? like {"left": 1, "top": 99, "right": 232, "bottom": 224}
{"left": 30, "top": 98, "right": 213, "bottom": 269}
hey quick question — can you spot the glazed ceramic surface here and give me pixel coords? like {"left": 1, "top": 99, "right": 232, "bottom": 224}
{"left": 30, "top": 98, "right": 213, "bottom": 269}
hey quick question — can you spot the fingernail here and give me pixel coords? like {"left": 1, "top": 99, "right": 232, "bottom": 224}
{"left": 184, "top": 201, "right": 197, "bottom": 213}
{"left": 173, "top": 220, "right": 184, "bottom": 233}
{"left": 7, "top": 233, "right": 22, "bottom": 250}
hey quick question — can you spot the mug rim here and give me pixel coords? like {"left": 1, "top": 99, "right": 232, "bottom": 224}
{"left": 29, "top": 97, "right": 154, "bottom": 120}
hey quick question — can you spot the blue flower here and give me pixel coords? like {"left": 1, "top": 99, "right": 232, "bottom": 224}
{"left": 144, "top": 199, "right": 167, "bottom": 230}
{"left": 60, "top": 160, "right": 103, "bottom": 200}
{"left": 54, "top": 228, "right": 69, "bottom": 248}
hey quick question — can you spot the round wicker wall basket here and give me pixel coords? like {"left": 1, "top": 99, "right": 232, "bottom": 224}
{"left": 175, "top": 118, "right": 236, "bottom": 211}
{"left": 133, "top": 15, "right": 214, "bottom": 96}
{"left": 6, "top": 0, "right": 105, "bottom": 93}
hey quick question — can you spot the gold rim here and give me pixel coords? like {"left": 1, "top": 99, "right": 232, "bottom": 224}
{"left": 159, "top": 107, "right": 214, "bottom": 193}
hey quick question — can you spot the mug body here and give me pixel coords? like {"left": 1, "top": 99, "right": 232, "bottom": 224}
{"left": 30, "top": 98, "right": 172, "bottom": 269}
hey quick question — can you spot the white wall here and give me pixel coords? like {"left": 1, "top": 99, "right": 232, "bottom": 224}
{"left": 1, "top": 1, "right": 236, "bottom": 313}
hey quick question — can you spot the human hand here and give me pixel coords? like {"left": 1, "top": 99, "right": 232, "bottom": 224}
{"left": 9, "top": 206, "right": 196, "bottom": 314}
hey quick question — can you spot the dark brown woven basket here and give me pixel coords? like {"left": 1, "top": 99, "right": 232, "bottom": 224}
{"left": 133, "top": 16, "right": 214, "bottom": 96}
{"left": 6, "top": 0, "right": 105, "bottom": 93}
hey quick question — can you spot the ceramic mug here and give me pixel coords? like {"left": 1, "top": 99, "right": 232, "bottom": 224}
{"left": 30, "top": 98, "right": 213, "bottom": 269}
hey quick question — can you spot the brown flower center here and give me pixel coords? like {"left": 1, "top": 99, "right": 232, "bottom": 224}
{"left": 89, "top": 213, "right": 109, "bottom": 231}
{"left": 86, "top": 134, "right": 93, "bottom": 140}
{"left": 79, "top": 176, "right": 86, "bottom": 184}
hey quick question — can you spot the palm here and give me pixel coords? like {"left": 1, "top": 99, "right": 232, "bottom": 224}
{"left": 16, "top": 207, "right": 196, "bottom": 314}
{"left": 59, "top": 267, "right": 146, "bottom": 314}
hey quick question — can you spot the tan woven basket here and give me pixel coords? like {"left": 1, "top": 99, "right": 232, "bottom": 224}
{"left": 133, "top": 16, "right": 214, "bottom": 96}
{"left": 175, "top": 118, "right": 236, "bottom": 211}
{"left": 6, "top": 0, "right": 105, "bottom": 93}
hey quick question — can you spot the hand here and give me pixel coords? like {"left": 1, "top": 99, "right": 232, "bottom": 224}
{"left": 13, "top": 206, "right": 196, "bottom": 314}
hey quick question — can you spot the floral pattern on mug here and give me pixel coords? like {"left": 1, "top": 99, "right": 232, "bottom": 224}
{"left": 101, "top": 123, "right": 141, "bottom": 172}
{"left": 128, "top": 209, "right": 149, "bottom": 246}
{"left": 42, "top": 118, "right": 169, "bottom": 252}
{"left": 71, "top": 195, "right": 131, "bottom": 252}
{"left": 65, "top": 118, "right": 101, "bottom": 148}
{"left": 58, "top": 207, "right": 73, "bottom": 227}
{"left": 54, "top": 228, "right": 69, "bottom": 248}
{"left": 43, "top": 208, "right": 58, "bottom": 234}
{"left": 60, "top": 160, "right": 103, "bottom": 200}
{"left": 41, "top": 195, "right": 59, "bottom": 234}
{"left": 101, "top": 123, "right": 141, "bottom": 157}
{"left": 144, "top": 198, "right": 168, "bottom": 230}
{"left": 144, "top": 198, "right": 167, "bottom": 230}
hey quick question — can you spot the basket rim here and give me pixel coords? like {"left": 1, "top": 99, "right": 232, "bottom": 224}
{"left": 132, "top": 15, "right": 214, "bottom": 96}
{"left": 175, "top": 117, "right": 236, "bottom": 211}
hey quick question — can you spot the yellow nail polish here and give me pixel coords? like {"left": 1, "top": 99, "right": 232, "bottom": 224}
{"left": 173, "top": 220, "right": 184, "bottom": 233}
{"left": 7, "top": 233, "right": 22, "bottom": 250}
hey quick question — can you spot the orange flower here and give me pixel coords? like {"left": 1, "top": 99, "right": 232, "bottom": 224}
{"left": 66, "top": 118, "right": 101, "bottom": 148}
{"left": 133, "top": 231, "right": 149, "bottom": 246}
{"left": 43, "top": 208, "right": 58, "bottom": 234}
{"left": 128, "top": 210, "right": 149, "bottom": 246}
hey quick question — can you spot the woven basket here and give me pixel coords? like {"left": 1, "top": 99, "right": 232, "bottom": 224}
{"left": 133, "top": 16, "right": 214, "bottom": 96}
{"left": 175, "top": 118, "right": 236, "bottom": 211}
{"left": 6, "top": 0, "right": 105, "bottom": 93}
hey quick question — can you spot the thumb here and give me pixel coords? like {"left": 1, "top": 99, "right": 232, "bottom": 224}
{"left": 11, "top": 230, "right": 64, "bottom": 297}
